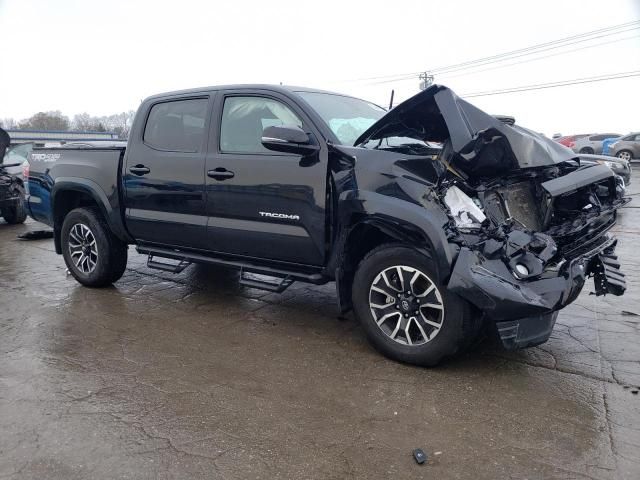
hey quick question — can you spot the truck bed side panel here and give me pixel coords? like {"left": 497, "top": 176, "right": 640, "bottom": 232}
{"left": 27, "top": 147, "right": 131, "bottom": 242}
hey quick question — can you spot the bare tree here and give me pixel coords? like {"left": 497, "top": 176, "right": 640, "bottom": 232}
{"left": 10, "top": 109, "right": 136, "bottom": 138}
{"left": 18, "top": 111, "right": 70, "bottom": 131}
{"left": 0, "top": 118, "right": 17, "bottom": 129}
{"left": 72, "top": 113, "right": 107, "bottom": 132}
{"left": 100, "top": 111, "right": 136, "bottom": 139}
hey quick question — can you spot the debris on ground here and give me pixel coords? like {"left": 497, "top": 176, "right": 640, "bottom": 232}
{"left": 17, "top": 230, "right": 54, "bottom": 240}
{"left": 413, "top": 448, "right": 427, "bottom": 465}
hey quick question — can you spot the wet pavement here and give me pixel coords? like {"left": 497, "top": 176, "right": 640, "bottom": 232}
{"left": 1, "top": 186, "right": 639, "bottom": 480}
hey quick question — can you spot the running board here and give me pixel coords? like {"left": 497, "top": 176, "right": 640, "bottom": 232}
{"left": 147, "top": 254, "right": 191, "bottom": 274}
{"left": 136, "top": 245, "right": 327, "bottom": 286}
{"left": 239, "top": 269, "right": 294, "bottom": 293}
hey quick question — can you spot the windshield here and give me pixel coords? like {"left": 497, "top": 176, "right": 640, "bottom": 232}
{"left": 296, "top": 92, "right": 386, "bottom": 145}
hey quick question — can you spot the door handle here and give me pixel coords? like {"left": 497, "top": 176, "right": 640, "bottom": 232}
{"left": 129, "top": 164, "right": 150, "bottom": 176}
{"left": 207, "top": 168, "right": 235, "bottom": 181}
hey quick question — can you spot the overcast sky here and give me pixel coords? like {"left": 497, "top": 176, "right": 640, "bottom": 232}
{"left": 1, "top": 0, "right": 638, "bottom": 136}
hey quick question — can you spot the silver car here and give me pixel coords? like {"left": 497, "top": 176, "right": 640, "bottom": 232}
{"left": 609, "top": 132, "right": 640, "bottom": 161}
{"left": 572, "top": 133, "right": 622, "bottom": 154}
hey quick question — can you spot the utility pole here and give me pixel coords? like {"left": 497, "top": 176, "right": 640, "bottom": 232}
{"left": 419, "top": 72, "right": 434, "bottom": 90}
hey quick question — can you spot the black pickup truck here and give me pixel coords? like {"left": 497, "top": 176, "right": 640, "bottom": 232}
{"left": 25, "top": 84, "right": 627, "bottom": 365}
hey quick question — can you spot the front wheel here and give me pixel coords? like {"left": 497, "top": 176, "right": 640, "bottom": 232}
{"left": 61, "top": 207, "right": 128, "bottom": 287}
{"left": 1, "top": 197, "right": 27, "bottom": 224}
{"left": 352, "top": 245, "right": 477, "bottom": 366}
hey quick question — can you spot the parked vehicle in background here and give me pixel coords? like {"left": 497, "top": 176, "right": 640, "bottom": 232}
{"left": 578, "top": 153, "right": 631, "bottom": 185}
{"left": 0, "top": 128, "right": 28, "bottom": 224}
{"left": 24, "top": 84, "right": 628, "bottom": 366}
{"left": 602, "top": 136, "right": 620, "bottom": 156}
{"left": 2, "top": 142, "right": 32, "bottom": 182}
{"left": 609, "top": 132, "right": 640, "bottom": 161}
{"left": 572, "top": 133, "right": 622, "bottom": 154}
{"left": 555, "top": 134, "right": 588, "bottom": 149}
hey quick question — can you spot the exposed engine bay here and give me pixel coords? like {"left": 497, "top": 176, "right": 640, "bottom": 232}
{"left": 441, "top": 160, "right": 625, "bottom": 277}
{"left": 436, "top": 149, "right": 628, "bottom": 347}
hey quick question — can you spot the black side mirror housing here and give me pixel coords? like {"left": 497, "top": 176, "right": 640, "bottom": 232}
{"left": 261, "top": 125, "right": 320, "bottom": 155}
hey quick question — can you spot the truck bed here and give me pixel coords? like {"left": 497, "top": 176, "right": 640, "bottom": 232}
{"left": 27, "top": 146, "right": 126, "bottom": 228}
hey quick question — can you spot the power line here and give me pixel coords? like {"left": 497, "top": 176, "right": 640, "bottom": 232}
{"left": 461, "top": 70, "right": 640, "bottom": 98}
{"left": 433, "top": 25, "right": 640, "bottom": 75}
{"left": 328, "top": 20, "right": 640, "bottom": 84}
{"left": 431, "top": 20, "right": 640, "bottom": 74}
{"left": 439, "top": 33, "right": 640, "bottom": 80}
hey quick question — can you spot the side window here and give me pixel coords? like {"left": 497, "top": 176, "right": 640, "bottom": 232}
{"left": 220, "top": 96, "right": 303, "bottom": 154}
{"left": 144, "top": 98, "right": 208, "bottom": 152}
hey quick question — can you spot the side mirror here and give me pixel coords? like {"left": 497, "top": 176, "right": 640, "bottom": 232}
{"left": 261, "top": 125, "right": 320, "bottom": 155}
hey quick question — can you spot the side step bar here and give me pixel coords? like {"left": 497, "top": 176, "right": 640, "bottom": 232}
{"left": 239, "top": 269, "right": 294, "bottom": 293}
{"left": 136, "top": 245, "right": 327, "bottom": 290}
{"left": 147, "top": 254, "right": 191, "bottom": 274}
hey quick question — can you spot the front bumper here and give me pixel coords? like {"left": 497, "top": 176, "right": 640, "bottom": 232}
{"left": 447, "top": 235, "right": 624, "bottom": 349}
{"left": 496, "top": 312, "right": 558, "bottom": 350}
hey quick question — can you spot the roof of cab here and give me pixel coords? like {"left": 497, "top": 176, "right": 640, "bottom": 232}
{"left": 143, "top": 84, "right": 360, "bottom": 103}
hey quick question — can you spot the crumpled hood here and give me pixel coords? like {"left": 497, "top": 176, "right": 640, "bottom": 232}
{"left": 354, "top": 85, "right": 577, "bottom": 175}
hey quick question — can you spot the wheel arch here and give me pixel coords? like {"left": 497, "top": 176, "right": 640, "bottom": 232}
{"left": 51, "top": 178, "right": 129, "bottom": 254}
{"left": 330, "top": 204, "right": 455, "bottom": 313}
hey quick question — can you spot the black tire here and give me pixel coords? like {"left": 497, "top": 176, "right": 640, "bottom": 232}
{"left": 61, "top": 207, "right": 128, "bottom": 287}
{"left": 617, "top": 150, "right": 633, "bottom": 161}
{"left": 2, "top": 197, "right": 27, "bottom": 224}
{"left": 579, "top": 147, "right": 594, "bottom": 154}
{"left": 352, "top": 244, "right": 476, "bottom": 366}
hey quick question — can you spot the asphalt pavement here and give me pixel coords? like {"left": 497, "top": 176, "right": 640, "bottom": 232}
{"left": 1, "top": 183, "right": 639, "bottom": 479}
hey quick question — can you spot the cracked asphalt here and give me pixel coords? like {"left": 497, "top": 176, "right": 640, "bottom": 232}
{"left": 1, "top": 185, "right": 640, "bottom": 480}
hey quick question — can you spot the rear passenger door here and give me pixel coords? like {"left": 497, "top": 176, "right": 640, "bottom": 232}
{"left": 124, "top": 95, "right": 212, "bottom": 249}
{"left": 204, "top": 90, "right": 327, "bottom": 266}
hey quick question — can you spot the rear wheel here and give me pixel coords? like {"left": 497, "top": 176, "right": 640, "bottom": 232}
{"left": 617, "top": 150, "right": 633, "bottom": 161}
{"left": 352, "top": 245, "right": 476, "bottom": 366}
{"left": 61, "top": 207, "right": 128, "bottom": 287}
{"left": 579, "top": 147, "right": 594, "bottom": 154}
{"left": 1, "top": 197, "right": 27, "bottom": 224}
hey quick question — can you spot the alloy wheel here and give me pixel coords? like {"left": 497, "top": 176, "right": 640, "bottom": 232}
{"left": 68, "top": 223, "right": 99, "bottom": 274}
{"left": 617, "top": 151, "right": 632, "bottom": 161}
{"left": 368, "top": 265, "right": 444, "bottom": 346}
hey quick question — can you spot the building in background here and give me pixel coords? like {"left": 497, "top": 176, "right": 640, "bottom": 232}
{"left": 5, "top": 129, "right": 119, "bottom": 147}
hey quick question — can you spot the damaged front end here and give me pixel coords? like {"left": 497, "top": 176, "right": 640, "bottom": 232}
{"left": 444, "top": 164, "right": 627, "bottom": 349}
{"left": 355, "top": 85, "right": 628, "bottom": 350}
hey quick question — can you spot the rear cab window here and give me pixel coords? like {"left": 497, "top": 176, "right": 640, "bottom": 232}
{"left": 144, "top": 98, "right": 208, "bottom": 152}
